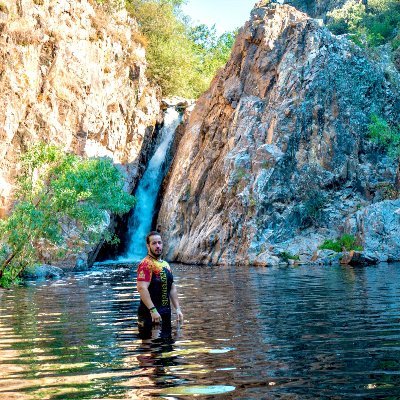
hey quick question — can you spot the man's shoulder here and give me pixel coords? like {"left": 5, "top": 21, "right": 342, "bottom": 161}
{"left": 137, "top": 256, "right": 153, "bottom": 270}
{"left": 161, "top": 260, "right": 172, "bottom": 271}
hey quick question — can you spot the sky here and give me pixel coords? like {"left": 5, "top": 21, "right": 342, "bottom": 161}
{"left": 181, "top": 0, "right": 257, "bottom": 35}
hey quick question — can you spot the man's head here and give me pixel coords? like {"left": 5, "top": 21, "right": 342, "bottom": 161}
{"left": 146, "top": 231, "right": 163, "bottom": 259}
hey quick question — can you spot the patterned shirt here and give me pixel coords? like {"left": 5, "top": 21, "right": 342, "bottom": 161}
{"left": 136, "top": 255, "right": 174, "bottom": 317}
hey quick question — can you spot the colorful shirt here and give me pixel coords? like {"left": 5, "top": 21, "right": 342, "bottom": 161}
{"left": 136, "top": 255, "right": 174, "bottom": 318}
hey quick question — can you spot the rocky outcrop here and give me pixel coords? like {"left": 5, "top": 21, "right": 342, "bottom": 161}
{"left": 157, "top": 3, "right": 399, "bottom": 266}
{"left": 353, "top": 200, "right": 400, "bottom": 262}
{"left": 0, "top": 0, "right": 161, "bottom": 218}
{"left": 278, "top": 0, "right": 347, "bottom": 19}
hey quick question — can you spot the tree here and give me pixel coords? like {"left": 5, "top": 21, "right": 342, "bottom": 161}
{"left": 327, "top": 0, "right": 400, "bottom": 48}
{"left": 0, "top": 143, "right": 136, "bottom": 287}
{"left": 124, "top": 0, "right": 236, "bottom": 97}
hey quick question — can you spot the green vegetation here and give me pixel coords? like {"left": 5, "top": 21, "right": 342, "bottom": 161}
{"left": 319, "top": 234, "right": 363, "bottom": 252}
{"left": 0, "top": 143, "right": 135, "bottom": 288}
{"left": 300, "top": 191, "right": 327, "bottom": 228}
{"left": 96, "top": 0, "right": 236, "bottom": 97}
{"left": 368, "top": 113, "right": 400, "bottom": 158}
{"left": 279, "top": 251, "right": 300, "bottom": 262}
{"left": 327, "top": 0, "right": 400, "bottom": 49}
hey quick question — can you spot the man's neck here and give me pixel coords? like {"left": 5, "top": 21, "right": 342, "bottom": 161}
{"left": 148, "top": 253, "right": 162, "bottom": 261}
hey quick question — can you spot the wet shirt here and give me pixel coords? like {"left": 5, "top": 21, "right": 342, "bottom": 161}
{"left": 136, "top": 256, "right": 174, "bottom": 318}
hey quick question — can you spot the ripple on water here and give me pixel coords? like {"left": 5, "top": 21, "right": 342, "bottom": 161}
{"left": 1, "top": 263, "right": 400, "bottom": 399}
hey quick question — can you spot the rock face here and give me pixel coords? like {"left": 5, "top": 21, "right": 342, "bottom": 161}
{"left": 278, "top": 0, "right": 347, "bottom": 19}
{"left": 158, "top": 3, "right": 399, "bottom": 265}
{"left": 0, "top": 0, "right": 160, "bottom": 218}
{"left": 355, "top": 200, "right": 400, "bottom": 262}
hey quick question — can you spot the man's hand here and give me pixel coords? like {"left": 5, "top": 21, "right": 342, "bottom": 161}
{"left": 176, "top": 308, "right": 184, "bottom": 324}
{"left": 150, "top": 309, "right": 162, "bottom": 324}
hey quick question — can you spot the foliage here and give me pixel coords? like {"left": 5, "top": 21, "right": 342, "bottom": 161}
{"left": 375, "top": 182, "right": 399, "bottom": 199}
{"left": 279, "top": 251, "right": 300, "bottom": 262}
{"left": 368, "top": 113, "right": 400, "bottom": 158}
{"left": 319, "top": 234, "right": 363, "bottom": 252}
{"left": 0, "top": 143, "right": 135, "bottom": 287}
{"left": 327, "top": 0, "right": 400, "bottom": 49}
{"left": 124, "top": 0, "right": 235, "bottom": 97}
{"left": 300, "top": 190, "right": 327, "bottom": 228}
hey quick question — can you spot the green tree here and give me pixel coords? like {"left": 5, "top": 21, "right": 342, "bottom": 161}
{"left": 0, "top": 143, "right": 135, "bottom": 287}
{"left": 124, "top": 0, "right": 236, "bottom": 97}
{"left": 327, "top": 0, "right": 400, "bottom": 49}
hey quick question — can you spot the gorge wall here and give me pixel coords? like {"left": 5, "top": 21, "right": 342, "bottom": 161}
{"left": 0, "top": 0, "right": 161, "bottom": 219}
{"left": 158, "top": 2, "right": 400, "bottom": 265}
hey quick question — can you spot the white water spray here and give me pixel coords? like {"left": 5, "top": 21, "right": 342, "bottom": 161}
{"left": 124, "top": 107, "right": 181, "bottom": 261}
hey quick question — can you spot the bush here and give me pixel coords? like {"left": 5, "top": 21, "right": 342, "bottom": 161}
{"left": 319, "top": 234, "right": 363, "bottom": 252}
{"left": 0, "top": 143, "right": 136, "bottom": 286}
{"left": 368, "top": 114, "right": 400, "bottom": 159}
{"left": 279, "top": 252, "right": 300, "bottom": 262}
{"left": 327, "top": 0, "right": 400, "bottom": 50}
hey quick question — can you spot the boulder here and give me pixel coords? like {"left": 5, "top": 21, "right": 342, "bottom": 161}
{"left": 22, "top": 265, "right": 65, "bottom": 280}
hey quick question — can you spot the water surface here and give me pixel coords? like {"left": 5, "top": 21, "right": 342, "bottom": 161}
{"left": 1, "top": 263, "right": 400, "bottom": 399}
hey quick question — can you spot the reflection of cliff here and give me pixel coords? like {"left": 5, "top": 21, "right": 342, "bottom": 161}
{"left": 0, "top": 0, "right": 161, "bottom": 218}
{"left": 158, "top": 3, "right": 400, "bottom": 265}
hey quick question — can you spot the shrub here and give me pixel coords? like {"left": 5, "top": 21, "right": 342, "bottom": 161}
{"left": 300, "top": 191, "right": 327, "bottom": 228}
{"left": 319, "top": 234, "right": 363, "bottom": 252}
{"left": 0, "top": 143, "right": 136, "bottom": 286}
{"left": 368, "top": 114, "right": 400, "bottom": 159}
{"left": 327, "top": 0, "right": 400, "bottom": 50}
{"left": 279, "top": 252, "right": 300, "bottom": 262}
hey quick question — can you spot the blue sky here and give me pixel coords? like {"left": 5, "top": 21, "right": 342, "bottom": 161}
{"left": 182, "top": 0, "right": 257, "bottom": 34}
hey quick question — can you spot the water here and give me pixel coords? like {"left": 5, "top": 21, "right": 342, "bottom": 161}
{"left": 125, "top": 108, "right": 181, "bottom": 260}
{"left": 1, "top": 263, "right": 400, "bottom": 399}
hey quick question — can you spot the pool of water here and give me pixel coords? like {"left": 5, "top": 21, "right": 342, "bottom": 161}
{"left": 1, "top": 262, "right": 400, "bottom": 399}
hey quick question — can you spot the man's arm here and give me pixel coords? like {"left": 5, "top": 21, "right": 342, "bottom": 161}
{"left": 137, "top": 281, "right": 161, "bottom": 324}
{"left": 170, "top": 283, "right": 183, "bottom": 323}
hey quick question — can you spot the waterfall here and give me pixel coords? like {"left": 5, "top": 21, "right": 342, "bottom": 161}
{"left": 123, "top": 107, "right": 181, "bottom": 261}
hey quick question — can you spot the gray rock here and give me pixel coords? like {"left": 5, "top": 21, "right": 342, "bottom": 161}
{"left": 357, "top": 200, "right": 400, "bottom": 262}
{"left": 341, "top": 251, "right": 379, "bottom": 266}
{"left": 75, "top": 256, "right": 89, "bottom": 271}
{"left": 22, "top": 265, "right": 65, "bottom": 280}
{"left": 315, "top": 249, "right": 343, "bottom": 265}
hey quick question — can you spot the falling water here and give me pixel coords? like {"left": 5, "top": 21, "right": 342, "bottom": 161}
{"left": 124, "top": 107, "right": 181, "bottom": 260}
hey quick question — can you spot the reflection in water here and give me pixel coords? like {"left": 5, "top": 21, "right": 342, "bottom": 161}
{"left": 0, "top": 263, "right": 400, "bottom": 399}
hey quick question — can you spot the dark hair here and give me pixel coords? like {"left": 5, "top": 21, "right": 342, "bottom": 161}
{"left": 146, "top": 231, "right": 161, "bottom": 244}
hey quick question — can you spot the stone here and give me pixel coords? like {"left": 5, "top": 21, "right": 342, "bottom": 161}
{"left": 0, "top": 0, "right": 162, "bottom": 267}
{"left": 340, "top": 250, "right": 379, "bottom": 266}
{"left": 157, "top": 3, "right": 399, "bottom": 265}
{"left": 22, "top": 264, "right": 64, "bottom": 280}
{"left": 0, "top": 0, "right": 161, "bottom": 216}
{"left": 356, "top": 200, "right": 400, "bottom": 262}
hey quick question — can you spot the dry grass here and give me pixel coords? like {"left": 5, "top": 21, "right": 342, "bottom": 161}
{"left": 131, "top": 30, "right": 147, "bottom": 47}
{"left": 0, "top": 2, "right": 8, "bottom": 14}
{"left": 8, "top": 28, "right": 41, "bottom": 46}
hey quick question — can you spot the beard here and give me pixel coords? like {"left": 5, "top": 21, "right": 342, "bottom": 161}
{"left": 149, "top": 248, "right": 162, "bottom": 259}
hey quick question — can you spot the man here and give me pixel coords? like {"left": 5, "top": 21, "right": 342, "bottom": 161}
{"left": 136, "top": 231, "right": 183, "bottom": 338}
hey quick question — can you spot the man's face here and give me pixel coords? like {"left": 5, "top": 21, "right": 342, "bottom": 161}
{"left": 147, "top": 235, "right": 163, "bottom": 258}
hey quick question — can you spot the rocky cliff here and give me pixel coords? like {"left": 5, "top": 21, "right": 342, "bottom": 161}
{"left": 0, "top": 0, "right": 160, "bottom": 218}
{"left": 278, "top": 0, "right": 347, "bottom": 19}
{"left": 158, "top": 2, "right": 400, "bottom": 265}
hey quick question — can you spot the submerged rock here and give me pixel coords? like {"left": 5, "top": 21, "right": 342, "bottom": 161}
{"left": 158, "top": 3, "right": 399, "bottom": 265}
{"left": 22, "top": 265, "right": 65, "bottom": 280}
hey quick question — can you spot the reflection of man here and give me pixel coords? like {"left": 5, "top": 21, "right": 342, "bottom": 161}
{"left": 136, "top": 231, "right": 183, "bottom": 339}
